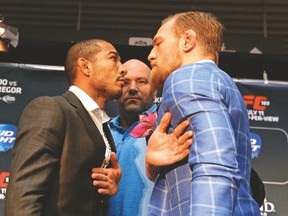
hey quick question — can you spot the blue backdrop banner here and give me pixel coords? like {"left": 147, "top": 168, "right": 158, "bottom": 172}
{"left": 0, "top": 63, "right": 287, "bottom": 216}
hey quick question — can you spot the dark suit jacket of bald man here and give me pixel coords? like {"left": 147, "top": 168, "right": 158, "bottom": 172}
{"left": 5, "top": 91, "right": 116, "bottom": 216}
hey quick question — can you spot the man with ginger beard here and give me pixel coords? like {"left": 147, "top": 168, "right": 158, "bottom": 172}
{"left": 146, "top": 11, "right": 262, "bottom": 216}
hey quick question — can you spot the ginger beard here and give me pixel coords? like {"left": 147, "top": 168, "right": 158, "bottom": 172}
{"left": 149, "top": 52, "right": 182, "bottom": 92}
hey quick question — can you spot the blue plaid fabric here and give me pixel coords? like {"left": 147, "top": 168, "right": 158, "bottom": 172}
{"left": 148, "top": 61, "right": 261, "bottom": 216}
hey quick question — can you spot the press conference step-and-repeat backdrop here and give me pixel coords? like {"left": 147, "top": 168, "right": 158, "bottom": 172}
{"left": 0, "top": 63, "right": 287, "bottom": 216}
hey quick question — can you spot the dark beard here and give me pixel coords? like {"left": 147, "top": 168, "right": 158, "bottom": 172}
{"left": 122, "top": 102, "right": 147, "bottom": 115}
{"left": 100, "top": 87, "right": 123, "bottom": 101}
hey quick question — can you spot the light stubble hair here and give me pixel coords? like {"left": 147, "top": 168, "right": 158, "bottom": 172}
{"left": 65, "top": 39, "right": 105, "bottom": 84}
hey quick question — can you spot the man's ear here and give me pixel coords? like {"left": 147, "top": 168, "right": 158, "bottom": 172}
{"left": 182, "top": 29, "right": 196, "bottom": 52}
{"left": 77, "top": 58, "right": 91, "bottom": 76}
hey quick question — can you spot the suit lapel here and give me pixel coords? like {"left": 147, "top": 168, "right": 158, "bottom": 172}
{"left": 103, "top": 122, "right": 116, "bottom": 152}
{"left": 62, "top": 91, "right": 107, "bottom": 161}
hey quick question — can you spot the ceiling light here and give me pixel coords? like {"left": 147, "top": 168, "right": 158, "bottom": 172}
{"left": 0, "top": 14, "right": 19, "bottom": 52}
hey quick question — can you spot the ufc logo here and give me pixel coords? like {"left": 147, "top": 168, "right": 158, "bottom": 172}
{"left": 0, "top": 172, "right": 9, "bottom": 188}
{"left": 243, "top": 95, "right": 269, "bottom": 111}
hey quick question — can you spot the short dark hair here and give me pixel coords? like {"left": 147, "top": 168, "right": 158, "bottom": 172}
{"left": 65, "top": 39, "right": 105, "bottom": 84}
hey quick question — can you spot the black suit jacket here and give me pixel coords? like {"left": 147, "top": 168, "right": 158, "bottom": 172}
{"left": 5, "top": 91, "right": 116, "bottom": 216}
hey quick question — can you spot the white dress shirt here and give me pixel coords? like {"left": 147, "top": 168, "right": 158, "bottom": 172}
{"left": 69, "top": 85, "right": 111, "bottom": 165}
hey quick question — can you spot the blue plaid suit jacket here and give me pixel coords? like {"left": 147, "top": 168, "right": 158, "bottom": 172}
{"left": 148, "top": 61, "right": 261, "bottom": 216}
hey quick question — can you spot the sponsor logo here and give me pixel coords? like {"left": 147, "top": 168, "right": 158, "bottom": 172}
{"left": 0, "top": 95, "right": 16, "bottom": 103}
{"left": 243, "top": 95, "right": 279, "bottom": 123}
{"left": 243, "top": 95, "right": 270, "bottom": 111}
{"left": 0, "top": 124, "right": 17, "bottom": 152}
{"left": 0, "top": 124, "right": 16, "bottom": 200}
{"left": 250, "top": 132, "right": 262, "bottom": 159}
{"left": 0, "top": 172, "right": 9, "bottom": 200}
{"left": 0, "top": 172, "right": 9, "bottom": 189}
{"left": 260, "top": 198, "right": 277, "bottom": 216}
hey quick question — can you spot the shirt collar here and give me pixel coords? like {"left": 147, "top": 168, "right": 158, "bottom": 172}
{"left": 109, "top": 116, "right": 121, "bottom": 129}
{"left": 69, "top": 85, "right": 110, "bottom": 123}
{"left": 194, "top": 59, "right": 215, "bottom": 64}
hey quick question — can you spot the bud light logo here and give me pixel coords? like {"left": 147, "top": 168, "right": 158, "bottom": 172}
{"left": 0, "top": 124, "right": 17, "bottom": 152}
{"left": 250, "top": 132, "right": 262, "bottom": 159}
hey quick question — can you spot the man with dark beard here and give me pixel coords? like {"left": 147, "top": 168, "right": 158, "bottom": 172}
{"left": 107, "top": 59, "right": 156, "bottom": 216}
{"left": 5, "top": 39, "right": 125, "bottom": 216}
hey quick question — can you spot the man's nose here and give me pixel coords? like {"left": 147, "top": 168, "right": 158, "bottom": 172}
{"left": 120, "top": 64, "right": 127, "bottom": 76}
{"left": 129, "top": 81, "right": 138, "bottom": 90}
{"left": 148, "top": 48, "right": 155, "bottom": 62}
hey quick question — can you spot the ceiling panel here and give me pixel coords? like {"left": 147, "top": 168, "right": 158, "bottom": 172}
{"left": 0, "top": 0, "right": 288, "bottom": 54}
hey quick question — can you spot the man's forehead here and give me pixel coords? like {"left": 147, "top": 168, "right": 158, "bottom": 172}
{"left": 124, "top": 60, "right": 150, "bottom": 70}
{"left": 98, "top": 42, "right": 119, "bottom": 56}
{"left": 99, "top": 42, "right": 115, "bottom": 51}
{"left": 126, "top": 69, "right": 150, "bottom": 77}
{"left": 160, "top": 19, "right": 174, "bottom": 32}
{"left": 99, "top": 41, "right": 116, "bottom": 51}
{"left": 153, "top": 20, "right": 174, "bottom": 42}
